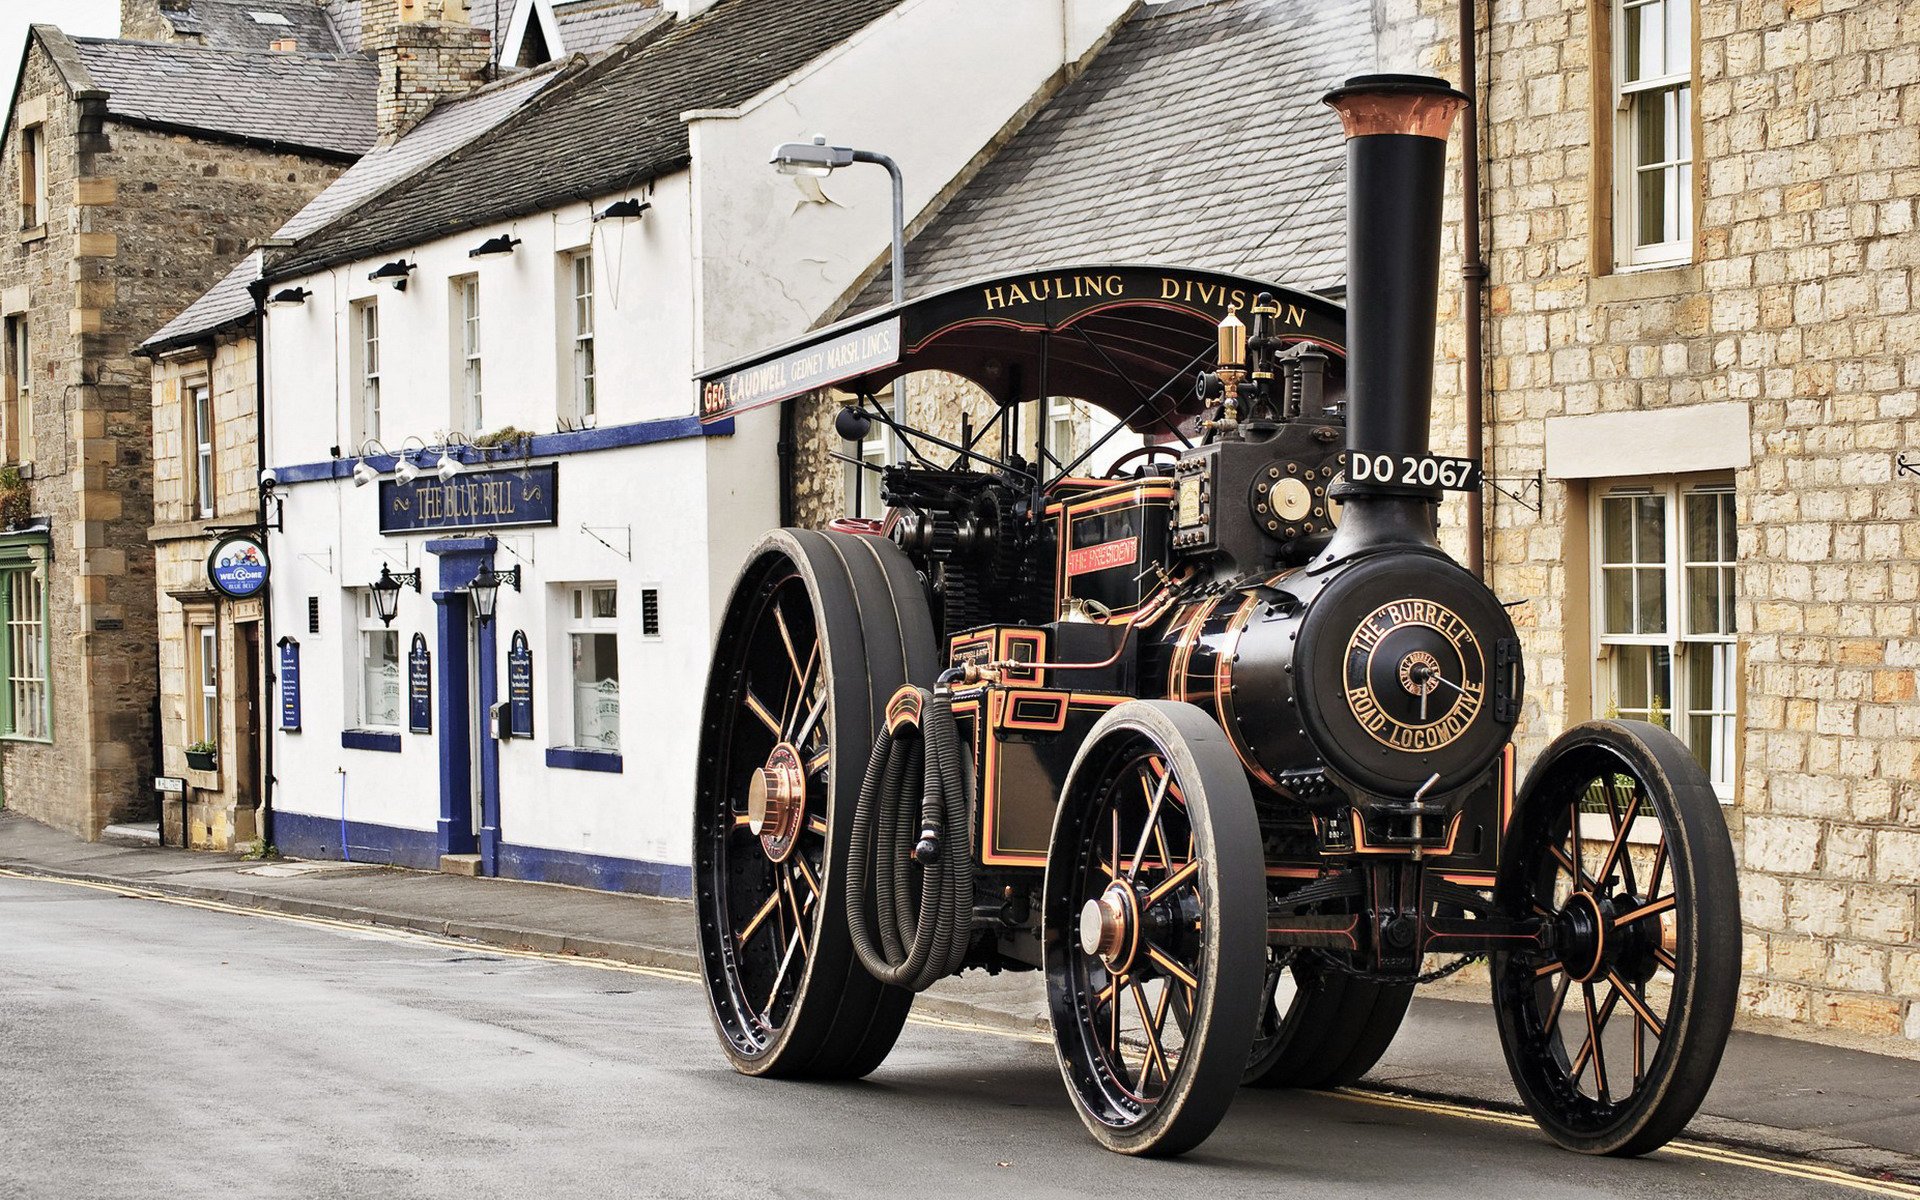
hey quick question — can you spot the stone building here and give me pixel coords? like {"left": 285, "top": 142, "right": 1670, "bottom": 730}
{"left": 787, "top": 0, "right": 1920, "bottom": 1047}
{"left": 0, "top": 20, "right": 374, "bottom": 839}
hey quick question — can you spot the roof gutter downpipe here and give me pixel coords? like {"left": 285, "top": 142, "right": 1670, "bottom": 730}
{"left": 1318, "top": 74, "right": 1470, "bottom": 560}
{"left": 1460, "top": 0, "right": 1488, "bottom": 579}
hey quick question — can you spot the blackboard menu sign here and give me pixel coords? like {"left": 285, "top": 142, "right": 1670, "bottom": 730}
{"left": 408, "top": 633, "right": 432, "bottom": 734}
{"left": 507, "top": 630, "right": 534, "bottom": 739}
{"left": 278, "top": 638, "right": 301, "bottom": 731}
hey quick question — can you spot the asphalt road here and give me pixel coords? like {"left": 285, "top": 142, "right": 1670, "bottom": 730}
{"left": 0, "top": 872, "right": 1905, "bottom": 1200}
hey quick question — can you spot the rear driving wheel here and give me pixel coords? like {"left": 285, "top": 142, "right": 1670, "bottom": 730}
{"left": 693, "top": 530, "right": 932, "bottom": 1078}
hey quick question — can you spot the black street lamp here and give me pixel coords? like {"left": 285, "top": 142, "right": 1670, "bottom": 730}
{"left": 469, "top": 563, "right": 521, "bottom": 625}
{"left": 370, "top": 563, "right": 420, "bottom": 626}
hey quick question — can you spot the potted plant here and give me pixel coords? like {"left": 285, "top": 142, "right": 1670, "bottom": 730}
{"left": 0, "top": 467, "right": 30, "bottom": 529}
{"left": 185, "top": 739, "right": 217, "bottom": 772}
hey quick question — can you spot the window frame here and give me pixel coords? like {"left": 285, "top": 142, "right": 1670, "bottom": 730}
{"left": 188, "top": 620, "right": 219, "bottom": 746}
{"left": 188, "top": 380, "right": 215, "bottom": 519}
{"left": 350, "top": 298, "right": 381, "bottom": 447}
{"left": 1611, "top": 0, "right": 1694, "bottom": 269}
{"left": 842, "top": 387, "right": 896, "bottom": 520}
{"left": 1588, "top": 474, "right": 1738, "bottom": 799}
{"left": 453, "top": 274, "right": 483, "bottom": 431}
{"left": 19, "top": 123, "right": 45, "bottom": 231}
{"left": 564, "top": 582, "right": 621, "bottom": 753}
{"left": 354, "top": 589, "right": 402, "bottom": 731}
{"left": 568, "top": 251, "right": 596, "bottom": 425}
{"left": 0, "top": 560, "right": 50, "bottom": 742}
{"left": 4, "top": 314, "right": 30, "bottom": 466}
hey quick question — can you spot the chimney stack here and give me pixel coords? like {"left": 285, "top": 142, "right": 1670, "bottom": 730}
{"left": 365, "top": 0, "right": 492, "bottom": 141}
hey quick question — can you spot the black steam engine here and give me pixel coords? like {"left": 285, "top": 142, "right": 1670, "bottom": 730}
{"left": 692, "top": 75, "right": 1739, "bottom": 1158}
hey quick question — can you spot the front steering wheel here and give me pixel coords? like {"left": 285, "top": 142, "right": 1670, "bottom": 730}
{"left": 1105, "top": 444, "right": 1182, "bottom": 477}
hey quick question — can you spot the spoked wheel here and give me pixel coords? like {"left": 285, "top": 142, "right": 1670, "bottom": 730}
{"left": 693, "top": 529, "right": 935, "bottom": 1078}
{"left": 1242, "top": 946, "right": 1412, "bottom": 1088}
{"left": 1491, "top": 720, "right": 1739, "bottom": 1155}
{"left": 1044, "top": 701, "right": 1264, "bottom": 1156}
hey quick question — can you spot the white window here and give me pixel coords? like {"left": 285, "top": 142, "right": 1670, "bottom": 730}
{"left": 3, "top": 315, "right": 27, "bottom": 465}
{"left": 189, "top": 622, "right": 218, "bottom": 745}
{"left": 189, "top": 382, "right": 215, "bottom": 518}
{"left": 454, "top": 275, "right": 483, "bottom": 430}
{"left": 842, "top": 388, "right": 898, "bottom": 520}
{"left": 1614, "top": 0, "right": 1693, "bottom": 267}
{"left": 19, "top": 124, "right": 45, "bottom": 230}
{"left": 1042, "top": 397, "right": 1083, "bottom": 471}
{"left": 567, "top": 584, "right": 620, "bottom": 752}
{"left": 1592, "top": 477, "right": 1737, "bottom": 796}
{"left": 356, "top": 590, "right": 401, "bottom": 729}
{"left": 3, "top": 564, "right": 47, "bottom": 739}
{"left": 352, "top": 299, "right": 380, "bottom": 446}
{"left": 569, "top": 252, "right": 596, "bottom": 424}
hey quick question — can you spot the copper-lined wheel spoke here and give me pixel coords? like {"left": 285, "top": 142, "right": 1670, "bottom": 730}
{"left": 742, "top": 688, "right": 782, "bottom": 737}
{"left": 1615, "top": 895, "right": 1676, "bottom": 926}
{"left": 1132, "top": 983, "right": 1173, "bottom": 1087}
{"left": 792, "top": 857, "right": 820, "bottom": 898}
{"left": 1145, "top": 860, "right": 1200, "bottom": 905}
{"left": 1147, "top": 946, "right": 1199, "bottom": 991}
{"left": 1533, "top": 959, "right": 1564, "bottom": 978}
{"left": 1609, "top": 970, "right": 1666, "bottom": 1037}
{"left": 1653, "top": 946, "right": 1678, "bottom": 972}
{"left": 1549, "top": 844, "right": 1596, "bottom": 891}
{"left": 737, "top": 890, "right": 781, "bottom": 946}
{"left": 1544, "top": 971, "right": 1572, "bottom": 1028}
{"left": 805, "top": 748, "right": 828, "bottom": 777}
{"left": 1595, "top": 787, "right": 1641, "bottom": 892}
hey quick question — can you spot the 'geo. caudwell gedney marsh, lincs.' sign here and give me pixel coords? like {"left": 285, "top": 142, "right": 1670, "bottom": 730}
{"left": 379, "top": 464, "right": 559, "bottom": 534}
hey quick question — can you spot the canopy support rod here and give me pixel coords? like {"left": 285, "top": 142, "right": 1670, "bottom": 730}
{"left": 1048, "top": 340, "right": 1211, "bottom": 485}
{"left": 863, "top": 394, "right": 1036, "bottom": 483}
{"left": 1065, "top": 324, "right": 1198, "bottom": 452}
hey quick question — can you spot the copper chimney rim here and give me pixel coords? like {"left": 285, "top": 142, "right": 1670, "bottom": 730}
{"left": 1323, "top": 74, "right": 1469, "bottom": 142}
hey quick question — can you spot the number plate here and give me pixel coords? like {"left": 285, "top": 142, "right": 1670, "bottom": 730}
{"left": 1347, "top": 452, "right": 1483, "bottom": 492}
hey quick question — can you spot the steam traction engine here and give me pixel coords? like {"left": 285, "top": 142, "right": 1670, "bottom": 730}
{"left": 692, "top": 76, "right": 1739, "bottom": 1158}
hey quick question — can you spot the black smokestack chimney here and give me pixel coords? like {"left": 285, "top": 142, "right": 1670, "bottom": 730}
{"left": 1319, "top": 75, "right": 1467, "bottom": 544}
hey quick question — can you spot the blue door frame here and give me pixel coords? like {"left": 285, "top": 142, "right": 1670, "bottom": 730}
{"left": 428, "top": 535, "right": 502, "bottom": 874}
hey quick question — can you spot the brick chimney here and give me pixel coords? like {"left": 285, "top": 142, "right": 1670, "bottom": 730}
{"left": 364, "top": 0, "right": 492, "bottom": 141}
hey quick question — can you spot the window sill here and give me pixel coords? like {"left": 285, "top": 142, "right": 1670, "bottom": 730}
{"left": 546, "top": 746, "right": 622, "bottom": 773}
{"left": 341, "top": 729, "right": 402, "bottom": 753}
{"left": 18, "top": 224, "right": 45, "bottom": 245}
{"left": 186, "top": 766, "right": 221, "bottom": 790}
{"left": 1590, "top": 264, "right": 1699, "bottom": 305}
{"left": 0, "top": 733, "right": 52, "bottom": 745}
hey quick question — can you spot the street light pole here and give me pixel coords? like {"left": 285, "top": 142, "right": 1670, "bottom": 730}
{"left": 771, "top": 136, "right": 909, "bottom": 427}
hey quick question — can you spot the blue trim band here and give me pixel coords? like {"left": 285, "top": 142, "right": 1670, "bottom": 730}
{"left": 269, "top": 810, "right": 691, "bottom": 897}
{"left": 497, "top": 842, "right": 691, "bottom": 898}
{"left": 272, "top": 415, "right": 734, "bottom": 484}
{"left": 341, "top": 729, "right": 403, "bottom": 753}
{"left": 546, "top": 747, "right": 624, "bottom": 773}
{"left": 272, "top": 810, "right": 440, "bottom": 870}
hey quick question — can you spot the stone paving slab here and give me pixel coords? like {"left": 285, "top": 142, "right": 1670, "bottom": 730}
{"left": 4, "top": 810, "right": 1916, "bottom": 1182}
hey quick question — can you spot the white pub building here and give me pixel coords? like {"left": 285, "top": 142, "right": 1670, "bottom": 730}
{"left": 246, "top": 0, "right": 1130, "bottom": 891}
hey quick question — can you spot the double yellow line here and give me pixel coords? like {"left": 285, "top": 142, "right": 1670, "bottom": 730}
{"left": 8, "top": 866, "right": 1918, "bottom": 1198}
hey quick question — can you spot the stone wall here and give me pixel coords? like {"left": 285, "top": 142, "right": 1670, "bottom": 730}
{"left": 0, "top": 34, "right": 348, "bottom": 839}
{"left": 1379, "top": 0, "right": 1920, "bottom": 1045}
{"left": 150, "top": 333, "right": 265, "bottom": 849}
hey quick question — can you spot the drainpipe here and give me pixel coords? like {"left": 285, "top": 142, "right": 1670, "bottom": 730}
{"left": 1460, "top": 0, "right": 1488, "bottom": 579}
{"left": 251, "top": 278, "right": 276, "bottom": 848}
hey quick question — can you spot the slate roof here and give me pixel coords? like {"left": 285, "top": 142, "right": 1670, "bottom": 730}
{"left": 149, "top": 0, "right": 348, "bottom": 54}
{"left": 69, "top": 36, "right": 378, "bottom": 158}
{"left": 553, "top": 0, "right": 661, "bottom": 58}
{"left": 267, "top": 0, "right": 905, "bottom": 280}
{"left": 143, "top": 62, "right": 567, "bottom": 353}
{"left": 849, "top": 0, "right": 1371, "bottom": 313}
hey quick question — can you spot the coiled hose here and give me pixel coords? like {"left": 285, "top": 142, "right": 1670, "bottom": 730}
{"left": 846, "top": 686, "right": 974, "bottom": 992}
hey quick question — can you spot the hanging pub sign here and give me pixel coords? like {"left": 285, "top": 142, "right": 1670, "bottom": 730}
{"left": 207, "top": 533, "right": 269, "bottom": 599}
{"left": 408, "top": 633, "right": 432, "bottom": 734}
{"left": 379, "top": 464, "right": 559, "bottom": 535}
{"left": 506, "top": 630, "right": 534, "bottom": 739}
{"left": 278, "top": 637, "right": 301, "bottom": 731}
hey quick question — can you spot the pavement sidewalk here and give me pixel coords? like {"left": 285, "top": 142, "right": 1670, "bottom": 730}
{"left": 4, "top": 810, "right": 1917, "bottom": 1184}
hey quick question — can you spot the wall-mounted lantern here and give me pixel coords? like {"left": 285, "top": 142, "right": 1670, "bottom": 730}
{"left": 370, "top": 563, "right": 420, "bottom": 626}
{"left": 469, "top": 563, "right": 521, "bottom": 625}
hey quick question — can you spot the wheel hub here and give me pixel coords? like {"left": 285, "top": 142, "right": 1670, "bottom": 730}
{"left": 1079, "top": 881, "right": 1143, "bottom": 974}
{"left": 1557, "top": 891, "right": 1613, "bottom": 983}
{"left": 748, "top": 742, "right": 807, "bottom": 863}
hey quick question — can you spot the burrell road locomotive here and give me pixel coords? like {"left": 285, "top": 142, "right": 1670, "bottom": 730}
{"left": 692, "top": 75, "right": 1739, "bottom": 1158}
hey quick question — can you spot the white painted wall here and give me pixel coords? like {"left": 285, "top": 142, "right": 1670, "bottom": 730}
{"left": 258, "top": 0, "right": 1138, "bottom": 881}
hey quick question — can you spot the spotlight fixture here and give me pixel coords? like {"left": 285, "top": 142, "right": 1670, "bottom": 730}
{"left": 351, "top": 459, "right": 380, "bottom": 488}
{"left": 266, "top": 286, "right": 310, "bottom": 307}
{"left": 368, "top": 259, "right": 415, "bottom": 291}
{"left": 436, "top": 452, "right": 464, "bottom": 482}
{"left": 469, "top": 234, "right": 521, "bottom": 258}
{"left": 593, "top": 198, "right": 650, "bottom": 222}
{"left": 468, "top": 563, "right": 521, "bottom": 625}
{"left": 394, "top": 455, "right": 421, "bottom": 484}
{"left": 369, "top": 563, "right": 420, "bottom": 626}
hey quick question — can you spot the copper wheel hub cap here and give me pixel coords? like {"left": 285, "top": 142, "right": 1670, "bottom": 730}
{"left": 1079, "top": 882, "right": 1142, "bottom": 974}
{"left": 749, "top": 742, "right": 807, "bottom": 863}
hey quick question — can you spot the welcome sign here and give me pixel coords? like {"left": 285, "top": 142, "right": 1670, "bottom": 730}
{"left": 379, "top": 464, "right": 559, "bottom": 535}
{"left": 207, "top": 533, "right": 269, "bottom": 599}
